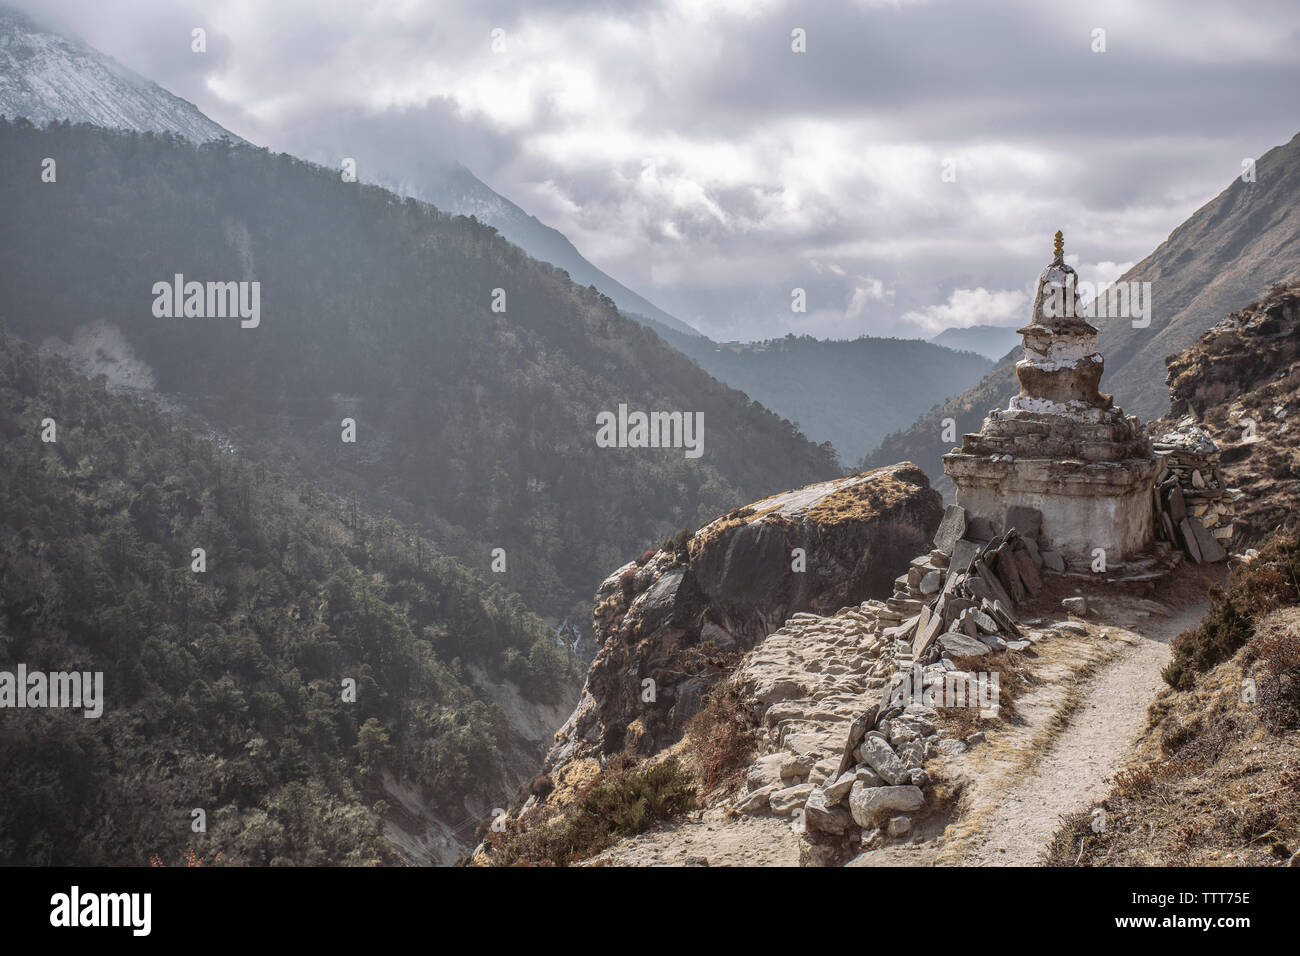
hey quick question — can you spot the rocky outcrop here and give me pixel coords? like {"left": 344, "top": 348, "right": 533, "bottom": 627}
{"left": 542, "top": 464, "right": 942, "bottom": 789}
{"left": 1155, "top": 283, "right": 1300, "bottom": 542}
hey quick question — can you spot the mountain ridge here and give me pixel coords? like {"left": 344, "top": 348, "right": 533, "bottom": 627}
{"left": 0, "top": 6, "right": 237, "bottom": 144}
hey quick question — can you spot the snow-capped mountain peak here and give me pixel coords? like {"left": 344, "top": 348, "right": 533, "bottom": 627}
{"left": 0, "top": 5, "right": 237, "bottom": 143}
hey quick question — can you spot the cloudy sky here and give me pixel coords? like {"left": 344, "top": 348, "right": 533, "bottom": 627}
{"left": 17, "top": 0, "right": 1300, "bottom": 340}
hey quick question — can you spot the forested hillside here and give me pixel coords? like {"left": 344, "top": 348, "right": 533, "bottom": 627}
{"left": 0, "top": 331, "right": 579, "bottom": 865}
{"left": 0, "top": 119, "right": 840, "bottom": 627}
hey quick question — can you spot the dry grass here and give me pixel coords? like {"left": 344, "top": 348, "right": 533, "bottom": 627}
{"left": 1045, "top": 603, "right": 1300, "bottom": 866}
{"left": 481, "top": 758, "right": 698, "bottom": 866}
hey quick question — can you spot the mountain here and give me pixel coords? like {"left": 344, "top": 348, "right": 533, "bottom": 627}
{"left": 867, "top": 129, "right": 1300, "bottom": 483}
{"left": 928, "top": 325, "right": 1021, "bottom": 361}
{"left": 0, "top": 119, "right": 840, "bottom": 630}
{"left": 657, "top": 330, "right": 993, "bottom": 465}
{"left": 0, "top": 7, "right": 982, "bottom": 471}
{"left": 0, "top": 329, "right": 581, "bottom": 865}
{"left": 0, "top": 6, "right": 235, "bottom": 144}
{"left": 0, "top": 4, "right": 701, "bottom": 346}
{"left": 412, "top": 163, "right": 703, "bottom": 340}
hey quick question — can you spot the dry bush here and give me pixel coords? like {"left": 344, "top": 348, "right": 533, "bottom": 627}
{"left": 1249, "top": 614, "right": 1300, "bottom": 732}
{"left": 683, "top": 681, "right": 756, "bottom": 794}
{"left": 484, "top": 758, "right": 697, "bottom": 866}
{"left": 1164, "top": 527, "right": 1300, "bottom": 689}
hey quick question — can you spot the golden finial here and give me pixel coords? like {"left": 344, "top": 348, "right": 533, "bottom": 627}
{"left": 1052, "top": 230, "right": 1064, "bottom": 265}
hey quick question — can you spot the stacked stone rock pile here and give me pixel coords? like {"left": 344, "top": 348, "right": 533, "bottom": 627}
{"left": 1151, "top": 420, "right": 1232, "bottom": 564}
{"left": 732, "top": 502, "right": 1075, "bottom": 865}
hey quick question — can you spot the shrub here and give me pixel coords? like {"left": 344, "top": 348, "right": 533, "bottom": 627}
{"left": 618, "top": 567, "right": 638, "bottom": 597}
{"left": 1250, "top": 618, "right": 1300, "bottom": 732}
{"left": 662, "top": 528, "right": 693, "bottom": 563}
{"left": 487, "top": 758, "right": 697, "bottom": 866}
{"left": 1163, "top": 528, "right": 1300, "bottom": 690}
{"left": 684, "top": 682, "right": 756, "bottom": 793}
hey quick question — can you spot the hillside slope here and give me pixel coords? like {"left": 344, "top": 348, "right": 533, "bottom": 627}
{"left": 414, "top": 163, "right": 703, "bottom": 339}
{"left": 868, "top": 130, "right": 1300, "bottom": 481}
{"left": 0, "top": 5, "right": 700, "bottom": 343}
{"left": 929, "top": 325, "right": 1021, "bottom": 361}
{"left": 0, "top": 331, "right": 580, "bottom": 865}
{"left": 0, "top": 120, "right": 839, "bottom": 625}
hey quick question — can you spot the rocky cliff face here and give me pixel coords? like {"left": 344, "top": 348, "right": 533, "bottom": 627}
{"left": 542, "top": 463, "right": 942, "bottom": 794}
{"left": 1154, "top": 282, "right": 1300, "bottom": 541}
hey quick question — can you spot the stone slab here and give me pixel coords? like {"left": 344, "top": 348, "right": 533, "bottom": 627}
{"left": 933, "top": 505, "right": 967, "bottom": 554}
{"left": 1003, "top": 505, "right": 1043, "bottom": 542}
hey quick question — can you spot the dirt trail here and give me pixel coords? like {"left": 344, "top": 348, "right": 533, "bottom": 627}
{"left": 951, "top": 598, "right": 1208, "bottom": 866}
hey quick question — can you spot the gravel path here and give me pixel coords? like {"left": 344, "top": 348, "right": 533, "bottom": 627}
{"left": 954, "top": 600, "right": 1208, "bottom": 866}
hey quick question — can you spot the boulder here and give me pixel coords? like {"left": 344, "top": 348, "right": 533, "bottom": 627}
{"left": 1061, "top": 596, "right": 1088, "bottom": 616}
{"left": 769, "top": 783, "right": 816, "bottom": 816}
{"left": 896, "top": 739, "right": 926, "bottom": 770}
{"left": 802, "top": 789, "right": 853, "bottom": 834}
{"left": 798, "top": 831, "right": 843, "bottom": 867}
{"left": 1041, "top": 549, "right": 1065, "bottom": 573}
{"left": 834, "top": 706, "right": 879, "bottom": 778}
{"left": 855, "top": 734, "right": 911, "bottom": 785}
{"left": 746, "top": 753, "right": 786, "bottom": 791}
{"left": 822, "top": 772, "right": 857, "bottom": 806}
{"left": 779, "top": 753, "right": 816, "bottom": 780}
{"left": 736, "top": 782, "right": 779, "bottom": 814}
{"left": 938, "top": 632, "right": 991, "bottom": 658}
{"left": 848, "top": 783, "right": 925, "bottom": 826}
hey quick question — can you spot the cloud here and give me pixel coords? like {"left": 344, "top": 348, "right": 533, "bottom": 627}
{"left": 901, "top": 288, "right": 1030, "bottom": 336}
{"left": 12, "top": 0, "right": 1300, "bottom": 342}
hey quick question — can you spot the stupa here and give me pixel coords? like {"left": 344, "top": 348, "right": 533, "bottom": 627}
{"left": 942, "top": 232, "right": 1159, "bottom": 562}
